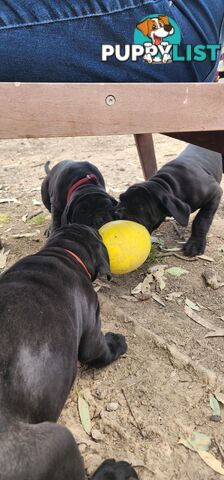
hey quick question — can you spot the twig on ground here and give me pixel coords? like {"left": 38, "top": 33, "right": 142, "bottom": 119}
{"left": 214, "top": 436, "right": 224, "bottom": 467}
{"left": 27, "top": 210, "right": 43, "bottom": 221}
{"left": 158, "top": 252, "right": 196, "bottom": 262}
{"left": 121, "top": 388, "right": 145, "bottom": 439}
{"left": 172, "top": 221, "right": 186, "bottom": 240}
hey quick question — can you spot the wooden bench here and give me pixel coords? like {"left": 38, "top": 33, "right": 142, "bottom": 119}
{"left": 0, "top": 83, "right": 223, "bottom": 179}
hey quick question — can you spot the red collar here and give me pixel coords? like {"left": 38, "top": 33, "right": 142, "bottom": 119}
{"left": 67, "top": 174, "right": 98, "bottom": 203}
{"left": 64, "top": 249, "right": 91, "bottom": 279}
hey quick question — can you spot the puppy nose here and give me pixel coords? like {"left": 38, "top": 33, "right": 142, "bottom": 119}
{"left": 164, "top": 24, "right": 173, "bottom": 32}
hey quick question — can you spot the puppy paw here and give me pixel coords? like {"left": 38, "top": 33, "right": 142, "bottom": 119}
{"left": 105, "top": 332, "right": 127, "bottom": 359}
{"left": 183, "top": 238, "right": 206, "bottom": 257}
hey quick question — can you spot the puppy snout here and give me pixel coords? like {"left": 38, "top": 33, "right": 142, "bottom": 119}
{"left": 114, "top": 204, "right": 126, "bottom": 219}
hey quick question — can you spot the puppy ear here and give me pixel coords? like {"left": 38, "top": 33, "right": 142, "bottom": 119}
{"left": 163, "top": 194, "right": 191, "bottom": 227}
{"left": 136, "top": 18, "right": 152, "bottom": 37}
{"left": 158, "top": 15, "right": 170, "bottom": 26}
{"left": 98, "top": 257, "right": 111, "bottom": 281}
{"left": 97, "top": 244, "right": 112, "bottom": 281}
{"left": 61, "top": 202, "right": 72, "bottom": 226}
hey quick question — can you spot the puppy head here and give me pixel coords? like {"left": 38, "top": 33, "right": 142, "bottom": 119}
{"left": 117, "top": 183, "right": 165, "bottom": 232}
{"left": 117, "top": 182, "right": 190, "bottom": 233}
{"left": 91, "top": 459, "right": 139, "bottom": 480}
{"left": 61, "top": 186, "right": 118, "bottom": 230}
{"left": 137, "top": 17, "right": 158, "bottom": 37}
{"left": 45, "top": 224, "right": 111, "bottom": 281}
{"left": 137, "top": 16, "right": 174, "bottom": 40}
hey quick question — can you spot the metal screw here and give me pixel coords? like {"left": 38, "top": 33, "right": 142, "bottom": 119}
{"left": 105, "top": 95, "right": 116, "bottom": 106}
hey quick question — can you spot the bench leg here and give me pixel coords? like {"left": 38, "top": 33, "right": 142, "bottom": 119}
{"left": 134, "top": 133, "right": 157, "bottom": 180}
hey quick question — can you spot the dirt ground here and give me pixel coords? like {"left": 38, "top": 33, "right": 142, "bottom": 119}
{"left": 1, "top": 134, "right": 224, "bottom": 479}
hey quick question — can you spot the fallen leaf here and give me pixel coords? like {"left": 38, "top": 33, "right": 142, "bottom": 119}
{"left": 11, "top": 230, "right": 40, "bottom": 239}
{"left": 78, "top": 397, "right": 91, "bottom": 435}
{"left": 205, "top": 329, "right": 224, "bottom": 338}
{"left": 185, "top": 298, "right": 200, "bottom": 312}
{"left": 94, "top": 280, "right": 110, "bottom": 290}
{"left": 29, "top": 213, "right": 46, "bottom": 225}
{"left": 145, "top": 273, "right": 154, "bottom": 283}
{"left": 198, "top": 451, "right": 224, "bottom": 475}
{"left": 120, "top": 295, "right": 138, "bottom": 303}
{"left": 31, "top": 187, "right": 41, "bottom": 192}
{"left": 0, "top": 214, "right": 11, "bottom": 224}
{"left": 22, "top": 214, "right": 28, "bottom": 223}
{"left": 166, "top": 292, "right": 183, "bottom": 301}
{"left": 131, "top": 283, "right": 142, "bottom": 295}
{"left": 197, "top": 255, "right": 214, "bottom": 263}
{"left": 94, "top": 286, "right": 101, "bottom": 293}
{"left": 184, "top": 305, "right": 215, "bottom": 330}
{"left": 150, "top": 265, "right": 167, "bottom": 273}
{"left": 141, "top": 274, "right": 153, "bottom": 295}
{"left": 0, "top": 248, "right": 9, "bottom": 269}
{"left": 151, "top": 236, "right": 165, "bottom": 247}
{"left": 0, "top": 197, "right": 21, "bottom": 204}
{"left": 209, "top": 394, "right": 221, "bottom": 421}
{"left": 91, "top": 429, "right": 103, "bottom": 442}
{"left": 152, "top": 294, "right": 165, "bottom": 307}
{"left": 202, "top": 269, "right": 224, "bottom": 290}
{"left": 179, "top": 432, "right": 211, "bottom": 452}
{"left": 158, "top": 277, "right": 166, "bottom": 291}
{"left": 166, "top": 267, "right": 188, "bottom": 277}
{"left": 153, "top": 270, "right": 165, "bottom": 281}
{"left": 32, "top": 199, "right": 42, "bottom": 206}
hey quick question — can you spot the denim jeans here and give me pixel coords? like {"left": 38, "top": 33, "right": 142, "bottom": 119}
{"left": 0, "top": 0, "right": 223, "bottom": 82}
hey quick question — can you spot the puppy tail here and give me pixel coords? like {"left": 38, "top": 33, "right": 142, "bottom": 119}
{"left": 0, "top": 421, "right": 85, "bottom": 480}
{"left": 44, "top": 160, "right": 51, "bottom": 174}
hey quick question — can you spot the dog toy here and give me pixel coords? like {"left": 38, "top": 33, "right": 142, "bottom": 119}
{"left": 99, "top": 220, "right": 151, "bottom": 275}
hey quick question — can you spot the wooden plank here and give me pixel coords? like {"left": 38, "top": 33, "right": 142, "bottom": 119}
{"left": 165, "top": 131, "right": 224, "bottom": 154}
{"left": 0, "top": 83, "right": 223, "bottom": 139}
{"left": 134, "top": 134, "right": 157, "bottom": 179}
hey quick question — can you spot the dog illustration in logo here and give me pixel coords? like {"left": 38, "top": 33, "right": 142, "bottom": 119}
{"left": 137, "top": 16, "right": 175, "bottom": 63}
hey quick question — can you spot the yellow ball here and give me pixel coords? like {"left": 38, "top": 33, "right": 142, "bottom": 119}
{"left": 99, "top": 220, "right": 151, "bottom": 275}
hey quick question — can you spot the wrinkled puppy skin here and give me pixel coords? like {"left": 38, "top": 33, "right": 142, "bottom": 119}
{"left": 41, "top": 160, "right": 117, "bottom": 235}
{"left": 117, "top": 145, "right": 223, "bottom": 257}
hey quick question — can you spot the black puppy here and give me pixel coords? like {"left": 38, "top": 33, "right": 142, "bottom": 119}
{"left": 117, "top": 145, "right": 223, "bottom": 257}
{"left": 92, "top": 460, "right": 138, "bottom": 479}
{"left": 41, "top": 160, "right": 117, "bottom": 233}
{"left": 0, "top": 224, "right": 138, "bottom": 480}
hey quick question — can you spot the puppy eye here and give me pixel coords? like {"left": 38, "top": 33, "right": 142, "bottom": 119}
{"left": 152, "top": 25, "right": 157, "bottom": 30}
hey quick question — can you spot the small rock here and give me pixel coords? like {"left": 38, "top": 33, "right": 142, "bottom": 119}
{"left": 91, "top": 429, "right": 104, "bottom": 442}
{"left": 95, "top": 388, "right": 105, "bottom": 400}
{"left": 210, "top": 414, "right": 221, "bottom": 423}
{"left": 79, "top": 444, "right": 87, "bottom": 454}
{"left": 106, "top": 402, "right": 119, "bottom": 412}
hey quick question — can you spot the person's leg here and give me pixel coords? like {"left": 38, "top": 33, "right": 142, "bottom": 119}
{"left": 0, "top": 0, "right": 223, "bottom": 82}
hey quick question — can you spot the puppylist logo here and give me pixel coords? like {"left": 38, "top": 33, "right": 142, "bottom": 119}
{"left": 102, "top": 14, "right": 221, "bottom": 64}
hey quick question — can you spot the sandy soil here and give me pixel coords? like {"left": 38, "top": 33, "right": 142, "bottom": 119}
{"left": 1, "top": 133, "right": 224, "bottom": 479}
